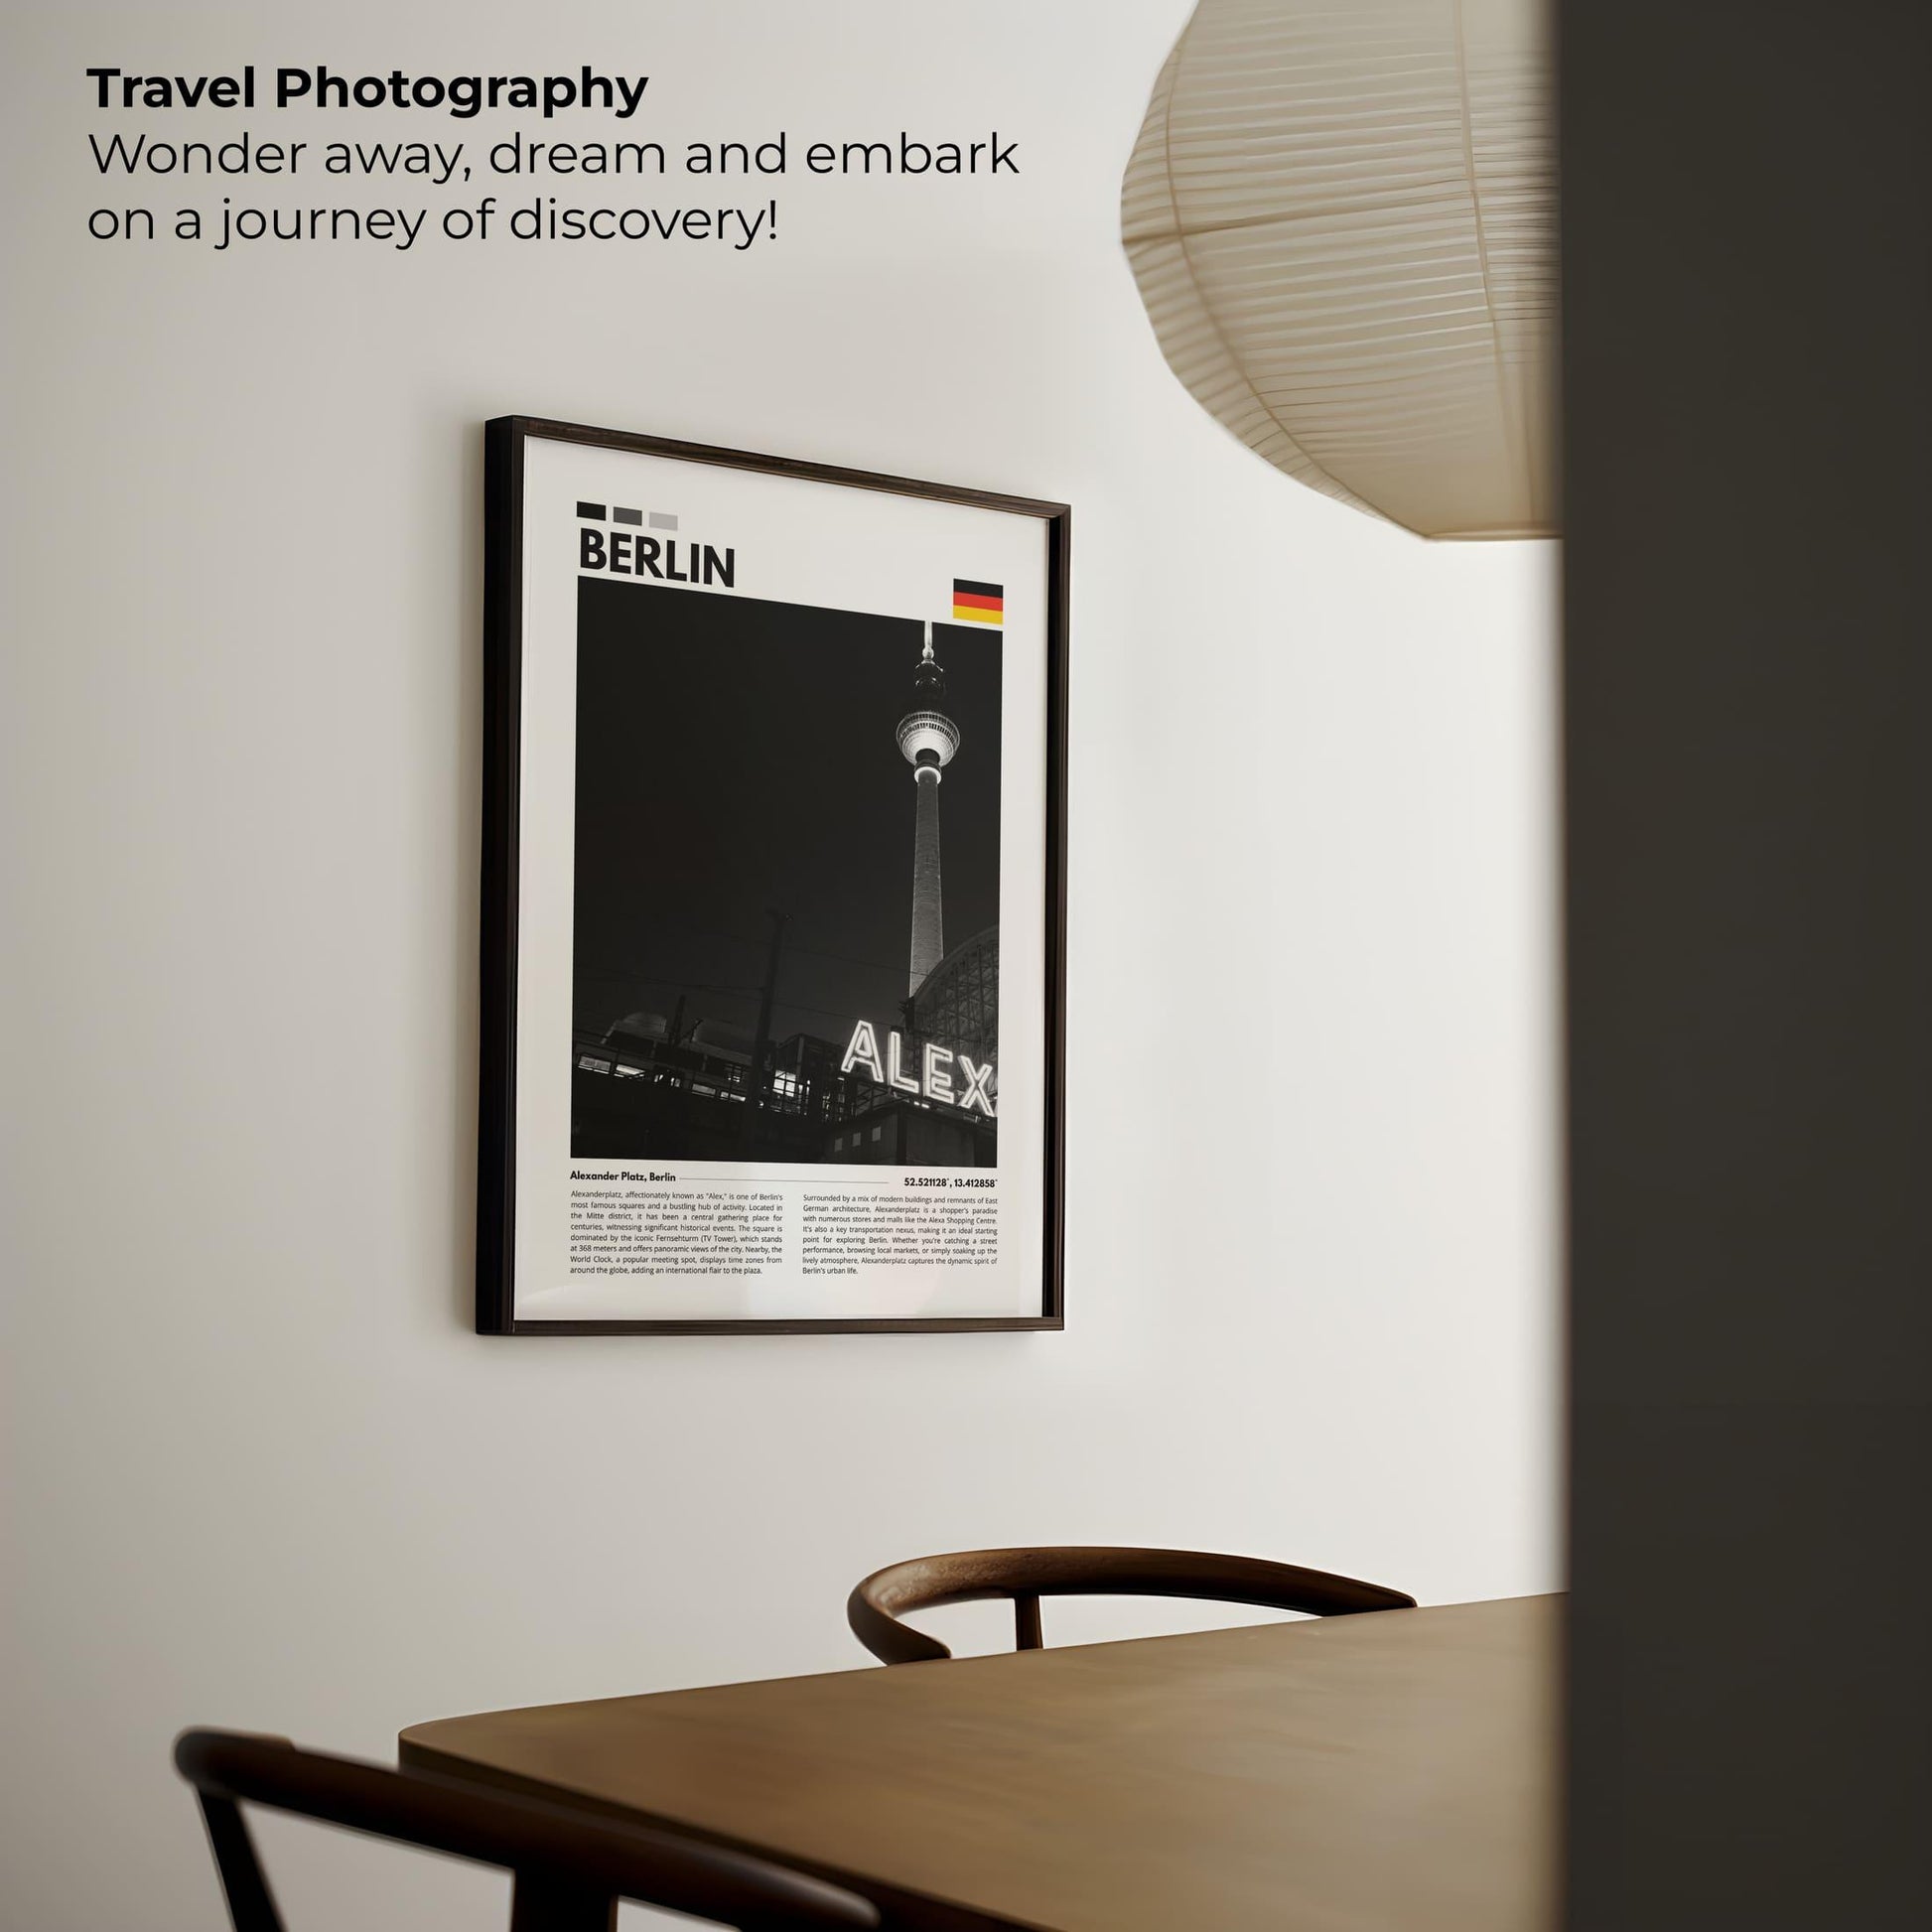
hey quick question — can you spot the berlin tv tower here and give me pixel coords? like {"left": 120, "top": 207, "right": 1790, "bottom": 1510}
{"left": 897, "top": 623, "right": 961, "bottom": 995}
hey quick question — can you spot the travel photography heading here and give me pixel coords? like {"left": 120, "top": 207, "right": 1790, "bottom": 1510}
{"left": 87, "top": 66, "right": 652, "bottom": 120}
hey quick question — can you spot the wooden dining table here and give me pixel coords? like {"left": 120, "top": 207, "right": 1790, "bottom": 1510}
{"left": 399, "top": 1592, "right": 1559, "bottom": 1932}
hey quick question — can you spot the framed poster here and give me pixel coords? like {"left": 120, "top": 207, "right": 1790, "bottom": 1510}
{"left": 477, "top": 417, "right": 1068, "bottom": 1333}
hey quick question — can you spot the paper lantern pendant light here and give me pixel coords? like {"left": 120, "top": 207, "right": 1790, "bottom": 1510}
{"left": 1122, "top": 0, "right": 1557, "bottom": 539}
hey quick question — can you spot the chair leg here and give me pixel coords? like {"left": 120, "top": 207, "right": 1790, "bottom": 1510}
{"left": 508, "top": 1874, "right": 618, "bottom": 1932}
{"left": 1014, "top": 1590, "right": 1043, "bottom": 1650}
{"left": 198, "top": 1794, "right": 285, "bottom": 1932}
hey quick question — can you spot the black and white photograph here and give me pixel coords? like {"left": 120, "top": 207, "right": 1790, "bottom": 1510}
{"left": 479, "top": 419, "right": 1068, "bottom": 1332}
{"left": 570, "top": 576, "right": 1003, "bottom": 1172}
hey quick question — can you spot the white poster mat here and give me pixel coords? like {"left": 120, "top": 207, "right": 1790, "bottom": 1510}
{"left": 510, "top": 434, "right": 1051, "bottom": 1321}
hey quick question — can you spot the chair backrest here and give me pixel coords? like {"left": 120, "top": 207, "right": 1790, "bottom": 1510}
{"left": 848, "top": 1545, "right": 1416, "bottom": 1664}
{"left": 174, "top": 1728, "right": 879, "bottom": 1932}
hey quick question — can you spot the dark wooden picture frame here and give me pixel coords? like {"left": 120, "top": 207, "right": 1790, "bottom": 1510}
{"left": 477, "top": 416, "right": 1069, "bottom": 1334}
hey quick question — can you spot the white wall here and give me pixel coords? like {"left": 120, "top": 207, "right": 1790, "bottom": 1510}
{"left": 0, "top": 4, "right": 1560, "bottom": 1926}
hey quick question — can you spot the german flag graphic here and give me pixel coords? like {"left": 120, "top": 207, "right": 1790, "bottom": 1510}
{"left": 952, "top": 579, "right": 1004, "bottom": 625}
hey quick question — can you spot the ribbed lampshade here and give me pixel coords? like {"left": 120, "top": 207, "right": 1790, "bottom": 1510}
{"left": 1122, "top": 0, "right": 1556, "bottom": 539}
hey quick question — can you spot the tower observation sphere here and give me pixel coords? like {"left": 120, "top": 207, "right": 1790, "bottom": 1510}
{"left": 897, "top": 626, "right": 961, "bottom": 995}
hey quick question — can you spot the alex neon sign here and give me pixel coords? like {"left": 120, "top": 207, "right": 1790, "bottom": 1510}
{"left": 840, "top": 1021, "right": 995, "bottom": 1119}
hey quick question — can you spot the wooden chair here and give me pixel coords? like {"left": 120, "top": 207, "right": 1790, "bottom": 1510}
{"left": 174, "top": 1727, "right": 880, "bottom": 1932}
{"left": 848, "top": 1546, "right": 1416, "bottom": 1665}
